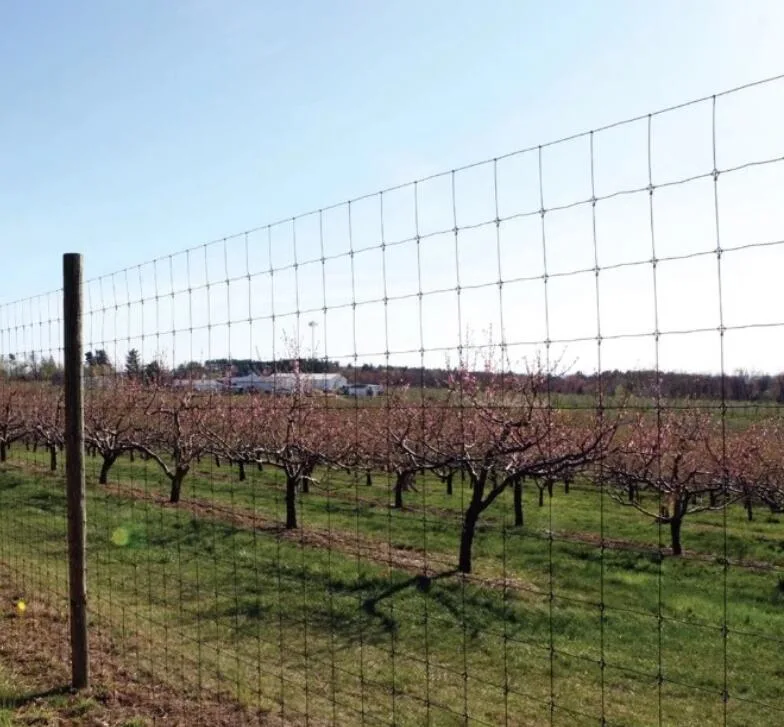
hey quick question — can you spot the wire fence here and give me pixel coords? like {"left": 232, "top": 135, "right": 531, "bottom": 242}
{"left": 1, "top": 73, "right": 784, "bottom": 726}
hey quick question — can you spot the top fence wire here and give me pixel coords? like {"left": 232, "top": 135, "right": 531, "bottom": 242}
{"left": 1, "top": 73, "right": 784, "bottom": 727}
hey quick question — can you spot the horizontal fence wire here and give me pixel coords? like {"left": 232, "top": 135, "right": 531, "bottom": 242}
{"left": 1, "top": 72, "right": 784, "bottom": 726}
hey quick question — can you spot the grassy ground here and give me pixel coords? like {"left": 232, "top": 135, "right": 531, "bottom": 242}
{"left": 93, "top": 450, "right": 784, "bottom": 571}
{"left": 1, "top": 447, "right": 783, "bottom": 726}
{"left": 0, "top": 667, "right": 108, "bottom": 727}
{"left": 0, "top": 665, "right": 17, "bottom": 727}
{"left": 0, "top": 567, "right": 260, "bottom": 726}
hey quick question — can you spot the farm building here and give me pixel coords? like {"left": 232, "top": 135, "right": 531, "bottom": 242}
{"left": 310, "top": 373, "right": 349, "bottom": 392}
{"left": 171, "top": 378, "right": 226, "bottom": 392}
{"left": 229, "top": 373, "right": 274, "bottom": 393}
{"left": 230, "top": 372, "right": 348, "bottom": 394}
{"left": 342, "top": 384, "right": 385, "bottom": 397}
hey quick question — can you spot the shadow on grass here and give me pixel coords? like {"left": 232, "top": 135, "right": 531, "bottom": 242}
{"left": 0, "top": 685, "right": 70, "bottom": 709}
{"left": 174, "top": 563, "right": 524, "bottom": 650}
{"left": 360, "top": 570, "right": 458, "bottom": 633}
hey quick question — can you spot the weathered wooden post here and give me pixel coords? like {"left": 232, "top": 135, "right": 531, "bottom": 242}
{"left": 63, "top": 253, "right": 89, "bottom": 689}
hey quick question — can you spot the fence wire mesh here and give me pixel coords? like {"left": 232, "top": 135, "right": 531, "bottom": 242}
{"left": 1, "top": 73, "right": 784, "bottom": 726}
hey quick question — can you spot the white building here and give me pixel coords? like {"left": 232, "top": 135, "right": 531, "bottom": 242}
{"left": 172, "top": 378, "right": 227, "bottom": 392}
{"left": 230, "top": 372, "right": 348, "bottom": 394}
{"left": 229, "top": 373, "right": 277, "bottom": 393}
{"left": 307, "top": 373, "right": 349, "bottom": 392}
{"left": 343, "top": 384, "right": 385, "bottom": 397}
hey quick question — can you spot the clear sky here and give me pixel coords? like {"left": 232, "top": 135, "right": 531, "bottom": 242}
{"left": 1, "top": 1, "right": 783, "bottom": 375}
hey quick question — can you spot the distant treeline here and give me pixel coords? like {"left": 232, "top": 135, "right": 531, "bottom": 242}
{"left": 554, "top": 369, "right": 784, "bottom": 402}
{"left": 204, "top": 358, "right": 338, "bottom": 375}
{"left": 4, "top": 353, "right": 782, "bottom": 402}
{"left": 204, "top": 360, "right": 784, "bottom": 403}
{"left": 335, "top": 365, "right": 784, "bottom": 402}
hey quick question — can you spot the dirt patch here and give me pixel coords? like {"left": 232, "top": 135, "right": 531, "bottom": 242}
{"left": 0, "top": 566, "right": 294, "bottom": 726}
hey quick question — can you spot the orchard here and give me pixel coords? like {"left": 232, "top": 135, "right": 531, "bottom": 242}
{"left": 1, "top": 368, "right": 782, "bottom": 573}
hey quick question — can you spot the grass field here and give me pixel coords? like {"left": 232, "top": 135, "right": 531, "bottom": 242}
{"left": 1, "top": 446, "right": 783, "bottom": 726}
{"left": 0, "top": 566, "right": 252, "bottom": 727}
{"left": 0, "top": 668, "right": 102, "bottom": 727}
{"left": 0, "top": 665, "right": 16, "bottom": 727}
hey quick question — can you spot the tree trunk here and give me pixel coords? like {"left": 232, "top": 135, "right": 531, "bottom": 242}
{"left": 709, "top": 490, "right": 717, "bottom": 507}
{"left": 627, "top": 483, "right": 636, "bottom": 502}
{"left": 745, "top": 496, "right": 753, "bottom": 522}
{"left": 546, "top": 480, "right": 553, "bottom": 498}
{"left": 238, "top": 461, "right": 246, "bottom": 482}
{"left": 393, "top": 472, "right": 405, "bottom": 509}
{"left": 214, "top": 455, "right": 221, "bottom": 468}
{"left": 99, "top": 453, "right": 117, "bottom": 485}
{"left": 670, "top": 517, "right": 683, "bottom": 556}
{"left": 129, "top": 449, "right": 135, "bottom": 462}
{"left": 446, "top": 471, "right": 454, "bottom": 496}
{"left": 49, "top": 445, "right": 57, "bottom": 471}
{"left": 301, "top": 475, "right": 309, "bottom": 494}
{"left": 0, "top": 441, "right": 5, "bottom": 462}
{"left": 257, "top": 462, "right": 263, "bottom": 472}
{"left": 514, "top": 478, "right": 524, "bottom": 527}
{"left": 538, "top": 487, "right": 545, "bottom": 507}
{"left": 458, "top": 484, "right": 484, "bottom": 574}
{"left": 366, "top": 471, "right": 372, "bottom": 487}
{"left": 285, "top": 475, "right": 298, "bottom": 529}
{"left": 564, "top": 478, "right": 571, "bottom": 495}
{"left": 169, "top": 468, "right": 187, "bottom": 504}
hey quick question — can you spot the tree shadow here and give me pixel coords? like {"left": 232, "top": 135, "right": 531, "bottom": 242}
{"left": 22, "top": 489, "right": 65, "bottom": 515}
{"left": 170, "top": 555, "right": 540, "bottom": 652}
{"left": 360, "top": 570, "right": 458, "bottom": 634}
{"left": 0, "top": 472, "right": 25, "bottom": 491}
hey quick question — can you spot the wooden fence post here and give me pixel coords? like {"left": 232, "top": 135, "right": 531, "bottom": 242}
{"left": 63, "top": 252, "right": 89, "bottom": 689}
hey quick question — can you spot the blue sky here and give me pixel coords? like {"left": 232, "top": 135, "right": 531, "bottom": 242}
{"left": 1, "top": 1, "right": 783, "bottom": 374}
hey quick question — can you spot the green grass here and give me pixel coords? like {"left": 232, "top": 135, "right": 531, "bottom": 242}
{"left": 0, "top": 664, "right": 77, "bottom": 727}
{"left": 0, "top": 665, "right": 34, "bottom": 727}
{"left": 79, "top": 449, "right": 784, "bottom": 572}
{"left": 0, "top": 660, "right": 144, "bottom": 726}
{"left": 1, "top": 448, "right": 784, "bottom": 726}
{"left": 0, "top": 665, "right": 14, "bottom": 727}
